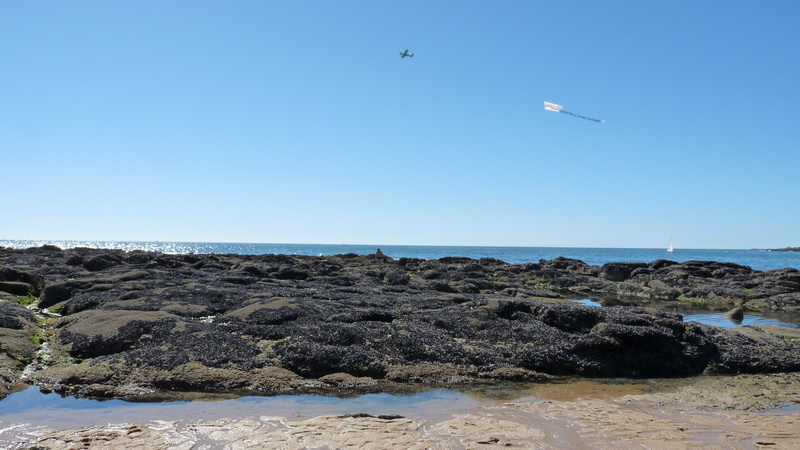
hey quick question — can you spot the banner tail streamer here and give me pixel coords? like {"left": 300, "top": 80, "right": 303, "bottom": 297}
{"left": 545, "top": 101, "right": 605, "bottom": 123}
{"left": 560, "top": 109, "right": 605, "bottom": 123}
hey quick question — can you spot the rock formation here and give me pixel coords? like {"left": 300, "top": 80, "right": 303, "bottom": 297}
{"left": 1, "top": 246, "right": 799, "bottom": 400}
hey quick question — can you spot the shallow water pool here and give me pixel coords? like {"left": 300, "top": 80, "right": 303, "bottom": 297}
{"left": 0, "top": 385, "right": 484, "bottom": 431}
{"left": 570, "top": 299, "right": 800, "bottom": 329}
{"left": 0, "top": 385, "right": 492, "bottom": 448}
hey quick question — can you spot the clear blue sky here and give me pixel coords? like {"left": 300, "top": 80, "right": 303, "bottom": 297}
{"left": 3, "top": 1, "right": 799, "bottom": 249}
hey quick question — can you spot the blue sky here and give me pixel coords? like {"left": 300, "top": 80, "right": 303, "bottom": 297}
{"left": 2, "top": 1, "right": 799, "bottom": 249}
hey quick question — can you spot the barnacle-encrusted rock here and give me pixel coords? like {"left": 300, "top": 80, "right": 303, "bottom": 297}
{"left": 1, "top": 246, "right": 799, "bottom": 400}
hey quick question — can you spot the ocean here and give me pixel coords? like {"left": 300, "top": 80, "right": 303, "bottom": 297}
{"left": 2, "top": 240, "right": 799, "bottom": 272}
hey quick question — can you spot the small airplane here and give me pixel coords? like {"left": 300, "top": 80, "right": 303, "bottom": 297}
{"left": 399, "top": 49, "right": 414, "bottom": 58}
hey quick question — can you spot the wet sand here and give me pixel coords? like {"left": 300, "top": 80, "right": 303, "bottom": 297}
{"left": 9, "top": 373, "right": 800, "bottom": 449}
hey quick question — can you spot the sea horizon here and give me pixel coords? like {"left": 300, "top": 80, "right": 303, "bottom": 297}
{"left": 3, "top": 239, "right": 799, "bottom": 272}
{"left": 0, "top": 238, "right": 787, "bottom": 251}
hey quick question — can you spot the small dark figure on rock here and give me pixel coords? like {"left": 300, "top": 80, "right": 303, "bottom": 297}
{"left": 375, "top": 249, "right": 386, "bottom": 270}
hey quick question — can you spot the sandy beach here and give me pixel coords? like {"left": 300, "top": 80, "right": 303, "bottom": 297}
{"left": 14, "top": 372, "right": 800, "bottom": 449}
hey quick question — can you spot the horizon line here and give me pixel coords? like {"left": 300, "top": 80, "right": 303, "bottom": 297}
{"left": 0, "top": 238, "right": 784, "bottom": 252}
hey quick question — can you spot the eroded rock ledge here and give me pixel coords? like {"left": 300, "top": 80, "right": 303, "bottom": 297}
{"left": 1, "top": 246, "right": 799, "bottom": 400}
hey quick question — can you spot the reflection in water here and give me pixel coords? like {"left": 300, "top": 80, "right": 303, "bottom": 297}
{"left": 0, "top": 375, "right": 713, "bottom": 430}
{"left": 2, "top": 376, "right": 798, "bottom": 448}
{"left": 673, "top": 311, "right": 798, "bottom": 329}
{"left": 0, "top": 386, "right": 488, "bottom": 432}
{"left": 0, "top": 376, "right": 702, "bottom": 435}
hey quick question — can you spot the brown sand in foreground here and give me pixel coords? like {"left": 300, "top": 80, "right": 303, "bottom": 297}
{"left": 24, "top": 373, "right": 800, "bottom": 449}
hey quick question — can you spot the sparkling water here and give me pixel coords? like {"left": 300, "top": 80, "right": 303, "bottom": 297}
{"left": 2, "top": 240, "right": 799, "bottom": 271}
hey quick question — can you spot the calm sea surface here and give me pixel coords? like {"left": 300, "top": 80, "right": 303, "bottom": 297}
{"left": 3, "top": 240, "right": 799, "bottom": 271}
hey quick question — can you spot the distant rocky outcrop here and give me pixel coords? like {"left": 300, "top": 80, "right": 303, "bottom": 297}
{"left": 768, "top": 247, "right": 800, "bottom": 252}
{"left": 1, "top": 246, "right": 799, "bottom": 401}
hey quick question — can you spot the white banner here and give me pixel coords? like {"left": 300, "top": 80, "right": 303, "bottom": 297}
{"left": 544, "top": 101, "right": 561, "bottom": 112}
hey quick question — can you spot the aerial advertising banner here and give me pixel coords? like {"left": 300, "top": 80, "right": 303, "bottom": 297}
{"left": 544, "top": 101, "right": 562, "bottom": 112}
{"left": 544, "top": 101, "right": 604, "bottom": 123}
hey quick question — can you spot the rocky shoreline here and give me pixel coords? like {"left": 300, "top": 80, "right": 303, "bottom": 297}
{"left": 2, "top": 246, "right": 800, "bottom": 401}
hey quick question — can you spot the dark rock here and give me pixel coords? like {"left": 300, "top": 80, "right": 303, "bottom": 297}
{"left": 0, "top": 267, "right": 45, "bottom": 296}
{"left": 650, "top": 259, "right": 678, "bottom": 270}
{"left": 600, "top": 263, "right": 648, "bottom": 282}
{"left": 430, "top": 281, "right": 457, "bottom": 293}
{"left": 0, "top": 301, "right": 39, "bottom": 398}
{"left": 546, "top": 257, "right": 589, "bottom": 270}
{"left": 723, "top": 307, "right": 745, "bottom": 323}
{"left": 83, "top": 254, "right": 121, "bottom": 271}
{"left": 703, "top": 325, "right": 800, "bottom": 374}
{"left": 274, "top": 265, "right": 309, "bottom": 280}
{"left": 65, "top": 254, "right": 84, "bottom": 266}
{"left": 40, "top": 279, "right": 95, "bottom": 307}
{"left": 385, "top": 271, "right": 410, "bottom": 285}
{"left": 1, "top": 246, "right": 799, "bottom": 401}
{"left": 0, "top": 281, "right": 36, "bottom": 297}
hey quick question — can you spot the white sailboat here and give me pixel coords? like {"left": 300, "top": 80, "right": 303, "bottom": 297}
{"left": 666, "top": 239, "right": 674, "bottom": 254}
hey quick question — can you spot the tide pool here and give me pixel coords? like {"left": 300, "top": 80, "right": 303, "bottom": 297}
{"left": 570, "top": 299, "right": 800, "bottom": 329}
{"left": 0, "top": 385, "right": 490, "bottom": 446}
